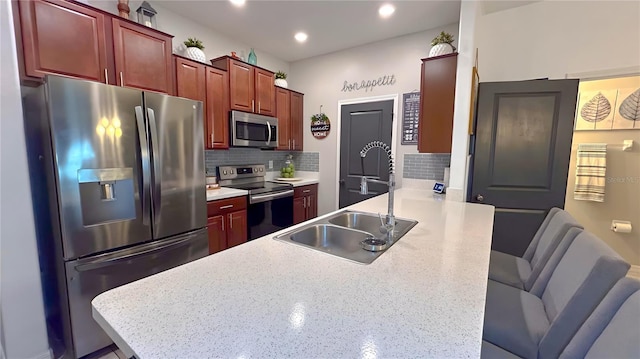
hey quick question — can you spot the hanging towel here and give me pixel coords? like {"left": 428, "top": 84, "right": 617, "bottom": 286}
{"left": 574, "top": 143, "right": 607, "bottom": 202}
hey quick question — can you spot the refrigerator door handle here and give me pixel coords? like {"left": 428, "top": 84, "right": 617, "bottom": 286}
{"left": 74, "top": 231, "right": 199, "bottom": 272}
{"left": 147, "top": 107, "right": 162, "bottom": 224}
{"left": 135, "top": 106, "right": 151, "bottom": 225}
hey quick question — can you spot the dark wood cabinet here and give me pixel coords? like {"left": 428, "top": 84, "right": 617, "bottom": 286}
{"left": 276, "top": 87, "right": 291, "bottom": 150}
{"left": 254, "top": 68, "right": 276, "bottom": 116}
{"left": 15, "top": 0, "right": 174, "bottom": 92}
{"left": 276, "top": 88, "right": 304, "bottom": 151}
{"left": 418, "top": 53, "right": 458, "bottom": 153}
{"left": 210, "top": 56, "right": 276, "bottom": 116}
{"left": 290, "top": 91, "right": 304, "bottom": 151}
{"left": 206, "top": 67, "right": 229, "bottom": 149}
{"left": 112, "top": 18, "right": 173, "bottom": 93}
{"left": 175, "top": 56, "right": 205, "bottom": 102}
{"left": 17, "top": 0, "right": 109, "bottom": 83}
{"left": 206, "top": 196, "right": 248, "bottom": 254}
{"left": 293, "top": 184, "right": 318, "bottom": 224}
{"left": 174, "top": 56, "right": 229, "bottom": 149}
{"left": 207, "top": 215, "right": 225, "bottom": 255}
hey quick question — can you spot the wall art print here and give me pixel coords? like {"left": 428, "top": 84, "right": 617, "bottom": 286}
{"left": 575, "top": 90, "right": 617, "bottom": 130}
{"left": 613, "top": 87, "right": 640, "bottom": 129}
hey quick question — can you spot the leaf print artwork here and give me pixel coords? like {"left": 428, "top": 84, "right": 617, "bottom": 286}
{"left": 580, "top": 92, "right": 612, "bottom": 122}
{"left": 618, "top": 88, "right": 640, "bottom": 121}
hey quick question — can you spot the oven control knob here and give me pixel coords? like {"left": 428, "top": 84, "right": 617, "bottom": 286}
{"left": 254, "top": 167, "right": 257, "bottom": 172}
{"left": 223, "top": 170, "right": 227, "bottom": 175}
{"left": 230, "top": 170, "right": 234, "bottom": 174}
{"left": 260, "top": 168, "right": 264, "bottom": 172}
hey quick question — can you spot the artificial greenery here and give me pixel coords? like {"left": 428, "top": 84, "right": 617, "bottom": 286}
{"left": 275, "top": 71, "right": 287, "bottom": 80}
{"left": 431, "top": 31, "right": 454, "bottom": 46}
{"left": 184, "top": 37, "right": 204, "bottom": 50}
{"left": 311, "top": 113, "right": 329, "bottom": 124}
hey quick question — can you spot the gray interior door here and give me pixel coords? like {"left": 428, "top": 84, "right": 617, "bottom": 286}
{"left": 471, "top": 79, "right": 578, "bottom": 256}
{"left": 339, "top": 100, "right": 393, "bottom": 208}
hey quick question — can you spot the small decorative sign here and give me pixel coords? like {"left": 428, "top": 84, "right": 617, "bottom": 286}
{"left": 311, "top": 113, "right": 331, "bottom": 139}
{"left": 401, "top": 92, "right": 420, "bottom": 145}
{"left": 341, "top": 75, "right": 396, "bottom": 93}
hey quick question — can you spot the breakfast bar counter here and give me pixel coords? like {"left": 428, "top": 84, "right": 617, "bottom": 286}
{"left": 93, "top": 188, "right": 495, "bottom": 358}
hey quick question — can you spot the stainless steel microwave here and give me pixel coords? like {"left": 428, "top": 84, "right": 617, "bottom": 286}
{"left": 230, "top": 110, "right": 278, "bottom": 148}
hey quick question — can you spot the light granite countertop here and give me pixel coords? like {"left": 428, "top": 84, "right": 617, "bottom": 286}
{"left": 93, "top": 188, "right": 495, "bottom": 358}
{"left": 206, "top": 187, "right": 248, "bottom": 201}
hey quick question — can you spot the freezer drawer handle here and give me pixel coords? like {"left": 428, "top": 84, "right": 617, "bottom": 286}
{"left": 219, "top": 204, "right": 234, "bottom": 210}
{"left": 74, "top": 234, "right": 196, "bottom": 272}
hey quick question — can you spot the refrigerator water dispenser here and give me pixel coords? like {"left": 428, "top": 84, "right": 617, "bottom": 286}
{"left": 78, "top": 168, "right": 135, "bottom": 226}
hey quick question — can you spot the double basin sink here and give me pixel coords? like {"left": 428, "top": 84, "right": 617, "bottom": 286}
{"left": 274, "top": 210, "right": 418, "bottom": 264}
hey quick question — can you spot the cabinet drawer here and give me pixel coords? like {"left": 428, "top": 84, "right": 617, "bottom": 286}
{"left": 294, "top": 184, "right": 317, "bottom": 198}
{"left": 207, "top": 196, "right": 247, "bottom": 216}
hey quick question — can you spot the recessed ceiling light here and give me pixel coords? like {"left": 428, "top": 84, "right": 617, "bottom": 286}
{"left": 378, "top": 4, "right": 395, "bottom": 18}
{"left": 229, "top": 0, "right": 245, "bottom": 7}
{"left": 294, "top": 32, "right": 308, "bottom": 43}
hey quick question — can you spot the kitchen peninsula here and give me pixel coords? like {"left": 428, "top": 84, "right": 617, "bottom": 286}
{"left": 92, "top": 188, "right": 495, "bottom": 358}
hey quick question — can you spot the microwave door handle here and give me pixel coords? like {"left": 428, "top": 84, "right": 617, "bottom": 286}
{"left": 135, "top": 106, "right": 151, "bottom": 225}
{"left": 147, "top": 108, "right": 161, "bottom": 225}
{"left": 266, "top": 120, "right": 272, "bottom": 146}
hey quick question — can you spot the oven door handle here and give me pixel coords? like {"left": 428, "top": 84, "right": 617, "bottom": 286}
{"left": 250, "top": 190, "right": 294, "bottom": 204}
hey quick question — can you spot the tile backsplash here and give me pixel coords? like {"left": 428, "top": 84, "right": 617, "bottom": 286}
{"left": 403, "top": 153, "right": 451, "bottom": 180}
{"left": 205, "top": 148, "right": 319, "bottom": 174}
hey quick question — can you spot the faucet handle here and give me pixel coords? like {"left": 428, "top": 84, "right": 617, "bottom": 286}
{"left": 360, "top": 176, "right": 368, "bottom": 195}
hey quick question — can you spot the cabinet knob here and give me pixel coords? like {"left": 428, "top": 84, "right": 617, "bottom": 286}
{"left": 339, "top": 179, "right": 345, "bottom": 185}
{"left": 476, "top": 194, "right": 484, "bottom": 202}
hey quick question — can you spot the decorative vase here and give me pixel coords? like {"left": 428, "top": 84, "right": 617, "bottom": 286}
{"left": 184, "top": 47, "right": 206, "bottom": 63}
{"left": 275, "top": 78, "right": 288, "bottom": 88}
{"left": 117, "top": 0, "right": 130, "bottom": 19}
{"left": 429, "top": 43, "right": 454, "bottom": 57}
{"left": 247, "top": 48, "right": 257, "bottom": 65}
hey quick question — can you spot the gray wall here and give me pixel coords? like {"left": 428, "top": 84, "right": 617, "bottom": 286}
{"left": 205, "top": 149, "right": 319, "bottom": 174}
{"left": 0, "top": 1, "right": 51, "bottom": 358}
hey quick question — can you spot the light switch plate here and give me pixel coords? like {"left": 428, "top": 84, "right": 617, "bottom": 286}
{"left": 268, "top": 160, "right": 273, "bottom": 169}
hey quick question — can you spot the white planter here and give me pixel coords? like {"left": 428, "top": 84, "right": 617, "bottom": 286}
{"left": 429, "top": 43, "right": 454, "bottom": 57}
{"left": 184, "top": 47, "right": 206, "bottom": 63}
{"left": 275, "top": 78, "right": 288, "bottom": 88}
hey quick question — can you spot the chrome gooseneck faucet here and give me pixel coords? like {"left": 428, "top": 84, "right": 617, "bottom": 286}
{"left": 359, "top": 141, "right": 395, "bottom": 244}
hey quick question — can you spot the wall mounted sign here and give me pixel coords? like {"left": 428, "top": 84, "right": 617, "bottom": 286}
{"left": 341, "top": 75, "right": 396, "bottom": 93}
{"left": 311, "top": 113, "right": 331, "bottom": 139}
{"left": 401, "top": 92, "right": 420, "bottom": 145}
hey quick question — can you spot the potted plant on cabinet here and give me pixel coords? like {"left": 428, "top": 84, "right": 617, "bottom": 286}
{"left": 429, "top": 31, "right": 456, "bottom": 57}
{"left": 183, "top": 37, "right": 206, "bottom": 63}
{"left": 275, "top": 71, "right": 288, "bottom": 88}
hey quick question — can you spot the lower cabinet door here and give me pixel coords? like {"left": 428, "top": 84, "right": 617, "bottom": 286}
{"left": 293, "top": 197, "right": 306, "bottom": 224}
{"left": 207, "top": 215, "right": 225, "bottom": 254}
{"left": 307, "top": 194, "right": 317, "bottom": 220}
{"left": 227, "top": 210, "right": 248, "bottom": 248}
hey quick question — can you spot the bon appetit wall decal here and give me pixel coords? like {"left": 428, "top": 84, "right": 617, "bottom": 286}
{"left": 341, "top": 75, "right": 396, "bottom": 93}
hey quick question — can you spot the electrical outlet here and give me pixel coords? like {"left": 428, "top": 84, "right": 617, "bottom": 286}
{"left": 268, "top": 160, "right": 273, "bottom": 169}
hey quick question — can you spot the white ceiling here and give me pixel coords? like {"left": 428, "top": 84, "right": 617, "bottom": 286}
{"left": 159, "top": 0, "right": 462, "bottom": 62}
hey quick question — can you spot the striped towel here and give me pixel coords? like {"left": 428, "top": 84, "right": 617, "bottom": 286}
{"left": 574, "top": 143, "right": 607, "bottom": 202}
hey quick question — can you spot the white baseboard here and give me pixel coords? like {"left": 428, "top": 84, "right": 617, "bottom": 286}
{"left": 28, "top": 349, "right": 52, "bottom": 359}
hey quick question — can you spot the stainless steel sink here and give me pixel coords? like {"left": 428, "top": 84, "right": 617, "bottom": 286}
{"left": 327, "top": 211, "right": 418, "bottom": 241}
{"left": 274, "top": 210, "right": 418, "bottom": 264}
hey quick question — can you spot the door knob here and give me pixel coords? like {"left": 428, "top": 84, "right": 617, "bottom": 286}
{"left": 339, "top": 179, "right": 345, "bottom": 185}
{"left": 476, "top": 194, "right": 484, "bottom": 202}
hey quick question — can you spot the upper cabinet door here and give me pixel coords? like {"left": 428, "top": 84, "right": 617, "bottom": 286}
{"left": 206, "top": 67, "right": 229, "bottom": 149}
{"left": 175, "top": 57, "right": 205, "bottom": 102}
{"left": 254, "top": 68, "right": 276, "bottom": 116}
{"left": 18, "top": 0, "right": 109, "bottom": 83}
{"left": 290, "top": 92, "right": 304, "bottom": 151}
{"left": 228, "top": 59, "right": 254, "bottom": 112}
{"left": 112, "top": 19, "right": 172, "bottom": 94}
{"left": 275, "top": 87, "right": 290, "bottom": 150}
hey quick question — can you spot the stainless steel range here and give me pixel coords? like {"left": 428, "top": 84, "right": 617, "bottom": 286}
{"left": 218, "top": 165, "right": 294, "bottom": 240}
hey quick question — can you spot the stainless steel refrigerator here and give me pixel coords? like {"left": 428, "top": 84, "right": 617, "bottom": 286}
{"left": 24, "top": 75, "right": 208, "bottom": 358}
